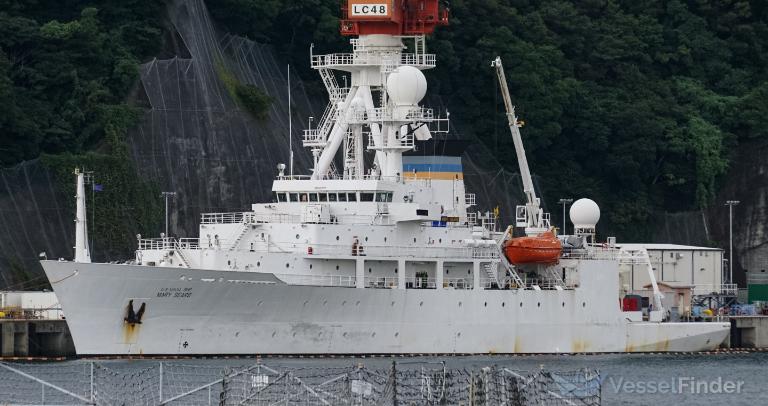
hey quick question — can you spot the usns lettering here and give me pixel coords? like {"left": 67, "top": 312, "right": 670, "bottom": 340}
{"left": 156, "top": 287, "right": 192, "bottom": 298}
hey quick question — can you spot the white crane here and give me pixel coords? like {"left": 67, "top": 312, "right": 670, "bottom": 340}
{"left": 492, "top": 57, "right": 550, "bottom": 236}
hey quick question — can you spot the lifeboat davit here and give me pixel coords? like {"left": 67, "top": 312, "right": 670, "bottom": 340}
{"left": 503, "top": 230, "right": 562, "bottom": 265}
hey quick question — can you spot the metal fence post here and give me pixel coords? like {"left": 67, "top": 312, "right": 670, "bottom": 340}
{"left": 159, "top": 361, "right": 164, "bottom": 402}
{"left": 90, "top": 361, "right": 94, "bottom": 402}
{"left": 391, "top": 360, "right": 397, "bottom": 406}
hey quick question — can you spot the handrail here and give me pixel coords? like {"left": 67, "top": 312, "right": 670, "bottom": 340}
{"left": 138, "top": 237, "right": 494, "bottom": 260}
{"left": 311, "top": 52, "right": 436, "bottom": 68}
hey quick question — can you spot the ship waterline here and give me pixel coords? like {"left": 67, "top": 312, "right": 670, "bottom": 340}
{"left": 42, "top": 260, "right": 729, "bottom": 355}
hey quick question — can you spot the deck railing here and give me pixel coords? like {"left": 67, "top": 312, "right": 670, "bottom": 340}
{"left": 138, "top": 237, "right": 499, "bottom": 261}
{"left": 275, "top": 274, "right": 356, "bottom": 288}
{"left": 311, "top": 52, "right": 436, "bottom": 68}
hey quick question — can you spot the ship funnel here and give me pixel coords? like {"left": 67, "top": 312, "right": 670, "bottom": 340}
{"left": 74, "top": 168, "right": 91, "bottom": 263}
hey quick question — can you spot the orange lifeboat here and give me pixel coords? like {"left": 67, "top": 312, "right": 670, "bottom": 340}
{"left": 503, "top": 230, "right": 562, "bottom": 265}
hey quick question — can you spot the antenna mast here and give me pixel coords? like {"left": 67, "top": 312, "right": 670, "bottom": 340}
{"left": 288, "top": 64, "right": 294, "bottom": 177}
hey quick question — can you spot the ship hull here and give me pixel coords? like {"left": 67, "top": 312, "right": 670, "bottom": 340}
{"left": 41, "top": 260, "right": 729, "bottom": 355}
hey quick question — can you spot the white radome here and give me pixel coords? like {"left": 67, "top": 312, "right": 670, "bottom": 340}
{"left": 570, "top": 198, "right": 600, "bottom": 229}
{"left": 386, "top": 66, "right": 427, "bottom": 105}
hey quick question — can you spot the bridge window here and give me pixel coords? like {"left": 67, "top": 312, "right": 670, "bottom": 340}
{"left": 347, "top": 192, "right": 357, "bottom": 202}
{"left": 328, "top": 193, "right": 337, "bottom": 202}
{"left": 338, "top": 193, "right": 347, "bottom": 202}
{"left": 319, "top": 193, "right": 328, "bottom": 202}
{"left": 309, "top": 193, "right": 319, "bottom": 202}
{"left": 300, "top": 193, "right": 309, "bottom": 202}
{"left": 360, "top": 193, "right": 374, "bottom": 202}
{"left": 289, "top": 193, "right": 299, "bottom": 202}
{"left": 376, "top": 192, "right": 393, "bottom": 202}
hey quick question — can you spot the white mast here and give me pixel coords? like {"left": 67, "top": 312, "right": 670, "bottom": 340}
{"left": 74, "top": 168, "right": 91, "bottom": 263}
{"left": 492, "top": 57, "right": 549, "bottom": 235}
{"left": 306, "top": 35, "right": 447, "bottom": 181}
{"left": 288, "top": 64, "right": 294, "bottom": 177}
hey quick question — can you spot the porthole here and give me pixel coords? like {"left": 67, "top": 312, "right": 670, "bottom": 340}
{"left": 391, "top": 301, "right": 395, "bottom": 306}
{"left": 502, "top": 302, "right": 505, "bottom": 307}
{"left": 537, "top": 302, "right": 541, "bottom": 308}
{"left": 582, "top": 302, "right": 586, "bottom": 308}
{"left": 394, "top": 332, "right": 399, "bottom": 337}
{"left": 336, "top": 236, "right": 340, "bottom": 241}
{"left": 395, "top": 268, "right": 398, "bottom": 273}
{"left": 257, "top": 262, "right": 260, "bottom": 267}
{"left": 457, "top": 332, "right": 461, "bottom": 337}
{"left": 272, "top": 331, "right": 277, "bottom": 337}
{"left": 309, "top": 264, "right": 313, "bottom": 269}
{"left": 371, "top": 332, "right": 376, "bottom": 337}
{"left": 286, "top": 263, "right": 290, "bottom": 268}
{"left": 439, "top": 239, "right": 442, "bottom": 243}
{"left": 365, "top": 236, "right": 368, "bottom": 242}
{"left": 336, "top": 265, "right": 340, "bottom": 270}
{"left": 519, "top": 302, "right": 523, "bottom": 308}
{"left": 369, "top": 268, "right": 372, "bottom": 273}
{"left": 458, "top": 302, "right": 462, "bottom": 307}
{"left": 295, "top": 234, "right": 300, "bottom": 239}
{"left": 356, "top": 301, "right": 361, "bottom": 306}
{"left": 384, "top": 237, "right": 387, "bottom": 242}
{"left": 562, "top": 302, "right": 565, "bottom": 307}
{"left": 467, "top": 270, "right": 471, "bottom": 274}
{"left": 227, "top": 260, "right": 231, "bottom": 266}
{"left": 446, "top": 270, "right": 450, "bottom": 274}
{"left": 343, "top": 332, "right": 348, "bottom": 337}
{"left": 419, "top": 301, "right": 424, "bottom": 307}
{"left": 484, "top": 302, "right": 487, "bottom": 307}
{"left": 413, "top": 238, "right": 417, "bottom": 243}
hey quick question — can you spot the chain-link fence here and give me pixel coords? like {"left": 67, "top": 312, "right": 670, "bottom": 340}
{"left": 0, "top": 360, "right": 600, "bottom": 405}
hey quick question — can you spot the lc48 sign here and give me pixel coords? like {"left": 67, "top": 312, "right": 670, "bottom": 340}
{"left": 351, "top": 3, "right": 388, "bottom": 17}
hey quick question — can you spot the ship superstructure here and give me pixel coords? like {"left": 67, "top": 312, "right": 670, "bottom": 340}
{"left": 41, "top": 0, "right": 730, "bottom": 355}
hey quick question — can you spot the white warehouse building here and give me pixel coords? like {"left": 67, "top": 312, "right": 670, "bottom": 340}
{"left": 618, "top": 243, "right": 725, "bottom": 295}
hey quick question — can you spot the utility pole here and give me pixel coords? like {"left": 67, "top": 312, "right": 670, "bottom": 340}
{"left": 558, "top": 198, "right": 573, "bottom": 235}
{"left": 162, "top": 192, "right": 177, "bottom": 237}
{"left": 725, "top": 200, "right": 740, "bottom": 285}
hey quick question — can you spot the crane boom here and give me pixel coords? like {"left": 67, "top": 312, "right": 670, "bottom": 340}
{"left": 492, "top": 57, "right": 549, "bottom": 234}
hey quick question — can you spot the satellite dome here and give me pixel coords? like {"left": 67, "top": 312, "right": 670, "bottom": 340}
{"left": 569, "top": 198, "right": 600, "bottom": 229}
{"left": 386, "top": 66, "right": 427, "bottom": 106}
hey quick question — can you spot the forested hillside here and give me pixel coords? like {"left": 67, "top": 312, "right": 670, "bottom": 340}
{"left": 1, "top": 0, "right": 767, "bottom": 242}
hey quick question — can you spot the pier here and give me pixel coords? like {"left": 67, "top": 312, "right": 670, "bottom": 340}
{"left": 0, "top": 319, "right": 74, "bottom": 358}
{"left": 730, "top": 316, "right": 768, "bottom": 348}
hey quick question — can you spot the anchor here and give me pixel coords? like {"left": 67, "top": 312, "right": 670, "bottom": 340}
{"left": 124, "top": 299, "right": 146, "bottom": 324}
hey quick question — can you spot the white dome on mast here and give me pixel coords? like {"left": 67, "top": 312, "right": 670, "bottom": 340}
{"left": 386, "top": 66, "right": 427, "bottom": 105}
{"left": 569, "top": 198, "right": 600, "bottom": 230}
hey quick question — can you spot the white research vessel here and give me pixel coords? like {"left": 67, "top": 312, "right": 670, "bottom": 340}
{"left": 42, "top": 0, "right": 729, "bottom": 355}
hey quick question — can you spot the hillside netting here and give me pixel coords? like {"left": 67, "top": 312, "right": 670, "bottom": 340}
{"left": 130, "top": 0, "right": 319, "bottom": 237}
{"left": 0, "top": 360, "right": 601, "bottom": 405}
